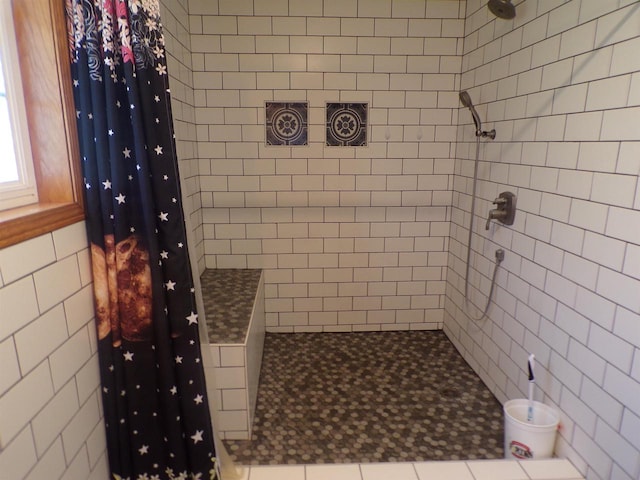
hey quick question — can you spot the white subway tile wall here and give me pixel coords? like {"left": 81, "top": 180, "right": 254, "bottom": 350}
{"left": 447, "top": 1, "right": 640, "bottom": 480}
{"left": 4, "top": 0, "right": 639, "bottom": 478}
{"left": 161, "top": 0, "right": 206, "bottom": 272}
{"left": 0, "top": 222, "right": 108, "bottom": 480}
{"left": 0, "top": 2, "right": 194, "bottom": 478}
{"left": 191, "top": 0, "right": 462, "bottom": 331}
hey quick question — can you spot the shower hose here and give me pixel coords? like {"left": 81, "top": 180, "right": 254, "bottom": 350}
{"left": 463, "top": 135, "right": 504, "bottom": 322}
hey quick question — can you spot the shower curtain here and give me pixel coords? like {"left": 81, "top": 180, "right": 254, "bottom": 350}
{"left": 65, "top": 1, "right": 216, "bottom": 478}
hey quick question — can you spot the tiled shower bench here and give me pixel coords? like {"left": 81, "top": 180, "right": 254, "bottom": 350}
{"left": 200, "top": 269, "right": 265, "bottom": 440}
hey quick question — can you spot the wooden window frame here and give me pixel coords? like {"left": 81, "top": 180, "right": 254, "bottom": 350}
{"left": 0, "top": 0, "right": 84, "bottom": 249}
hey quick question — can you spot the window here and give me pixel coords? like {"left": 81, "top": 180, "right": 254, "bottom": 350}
{"left": 0, "top": 0, "right": 38, "bottom": 210}
{"left": 0, "top": 0, "right": 84, "bottom": 248}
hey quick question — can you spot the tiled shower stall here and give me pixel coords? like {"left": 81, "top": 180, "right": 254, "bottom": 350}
{"left": 0, "top": 0, "right": 638, "bottom": 479}
{"left": 190, "top": 0, "right": 460, "bottom": 332}
{"left": 160, "top": 0, "right": 640, "bottom": 478}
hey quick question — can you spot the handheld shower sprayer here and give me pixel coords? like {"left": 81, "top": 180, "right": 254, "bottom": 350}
{"left": 462, "top": 89, "right": 500, "bottom": 318}
{"left": 459, "top": 91, "right": 496, "bottom": 139}
{"left": 459, "top": 91, "right": 481, "bottom": 135}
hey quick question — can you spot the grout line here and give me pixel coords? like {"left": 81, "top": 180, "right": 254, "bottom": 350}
{"left": 243, "top": 459, "right": 585, "bottom": 480}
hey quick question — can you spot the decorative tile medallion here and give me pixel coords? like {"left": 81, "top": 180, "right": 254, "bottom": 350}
{"left": 326, "top": 102, "right": 368, "bottom": 146}
{"left": 265, "top": 102, "right": 308, "bottom": 146}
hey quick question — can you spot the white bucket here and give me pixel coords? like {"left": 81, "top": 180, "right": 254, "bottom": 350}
{"left": 504, "top": 399, "right": 560, "bottom": 460}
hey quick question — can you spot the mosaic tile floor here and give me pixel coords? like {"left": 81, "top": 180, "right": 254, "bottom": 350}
{"left": 224, "top": 331, "right": 504, "bottom": 465}
{"left": 200, "top": 269, "right": 262, "bottom": 344}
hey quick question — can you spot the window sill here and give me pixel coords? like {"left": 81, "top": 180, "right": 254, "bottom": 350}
{"left": 0, "top": 0, "right": 86, "bottom": 250}
{"left": 0, "top": 202, "right": 85, "bottom": 249}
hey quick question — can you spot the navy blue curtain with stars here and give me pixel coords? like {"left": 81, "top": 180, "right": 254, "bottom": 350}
{"left": 65, "top": 1, "right": 216, "bottom": 479}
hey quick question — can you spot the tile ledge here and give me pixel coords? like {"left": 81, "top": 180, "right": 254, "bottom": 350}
{"left": 231, "top": 458, "right": 584, "bottom": 480}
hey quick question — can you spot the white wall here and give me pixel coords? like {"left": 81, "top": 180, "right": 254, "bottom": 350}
{"left": 0, "top": 3, "right": 202, "bottom": 479}
{"left": 161, "top": 0, "right": 206, "bottom": 273}
{"left": 15, "top": 1, "right": 631, "bottom": 479}
{"left": 445, "top": 1, "right": 640, "bottom": 479}
{"left": 189, "top": 0, "right": 466, "bottom": 331}
{"left": 0, "top": 222, "right": 108, "bottom": 480}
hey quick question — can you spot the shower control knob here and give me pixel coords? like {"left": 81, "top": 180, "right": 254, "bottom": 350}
{"left": 486, "top": 191, "right": 516, "bottom": 230}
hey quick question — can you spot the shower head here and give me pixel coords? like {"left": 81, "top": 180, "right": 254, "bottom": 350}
{"left": 458, "top": 90, "right": 474, "bottom": 110}
{"left": 459, "top": 91, "right": 482, "bottom": 135}
{"left": 459, "top": 91, "right": 496, "bottom": 139}
{"left": 488, "top": 0, "right": 516, "bottom": 19}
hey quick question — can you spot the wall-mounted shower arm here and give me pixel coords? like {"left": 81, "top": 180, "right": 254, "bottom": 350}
{"left": 479, "top": 128, "right": 496, "bottom": 139}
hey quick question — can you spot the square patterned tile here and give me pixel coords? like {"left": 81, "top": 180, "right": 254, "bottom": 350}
{"left": 265, "top": 102, "right": 308, "bottom": 146}
{"left": 326, "top": 102, "right": 368, "bottom": 146}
